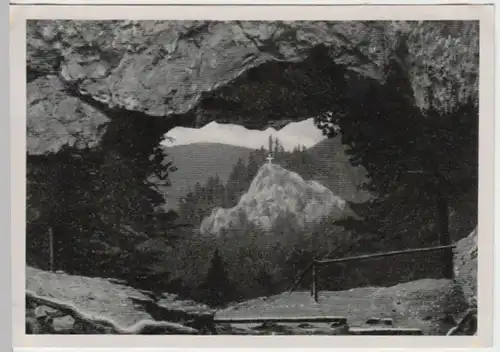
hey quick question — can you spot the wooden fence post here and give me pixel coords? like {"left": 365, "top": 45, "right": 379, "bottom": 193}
{"left": 311, "top": 260, "right": 318, "bottom": 302}
{"left": 287, "top": 262, "right": 314, "bottom": 293}
{"left": 48, "top": 227, "right": 54, "bottom": 272}
{"left": 443, "top": 246, "right": 454, "bottom": 279}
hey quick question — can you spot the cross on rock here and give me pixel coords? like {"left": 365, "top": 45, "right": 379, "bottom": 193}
{"left": 266, "top": 154, "right": 274, "bottom": 166}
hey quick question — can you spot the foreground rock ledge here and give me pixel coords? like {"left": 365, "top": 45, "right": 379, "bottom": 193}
{"left": 25, "top": 266, "right": 214, "bottom": 334}
{"left": 26, "top": 264, "right": 474, "bottom": 335}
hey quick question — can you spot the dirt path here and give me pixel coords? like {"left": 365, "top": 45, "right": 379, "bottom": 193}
{"left": 217, "top": 279, "right": 468, "bottom": 335}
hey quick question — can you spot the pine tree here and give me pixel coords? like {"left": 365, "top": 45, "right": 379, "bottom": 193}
{"left": 226, "top": 158, "right": 248, "bottom": 206}
{"left": 26, "top": 138, "right": 178, "bottom": 277}
{"left": 178, "top": 189, "right": 198, "bottom": 225}
{"left": 212, "top": 174, "right": 225, "bottom": 207}
{"left": 268, "top": 135, "right": 273, "bottom": 154}
{"left": 206, "top": 176, "right": 216, "bottom": 204}
{"left": 199, "top": 249, "right": 234, "bottom": 307}
{"left": 246, "top": 153, "right": 260, "bottom": 183}
{"left": 273, "top": 137, "right": 281, "bottom": 161}
{"left": 194, "top": 182, "right": 203, "bottom": 197}
{"left": 254, "top": 147, "right": 267, "bottom": 166}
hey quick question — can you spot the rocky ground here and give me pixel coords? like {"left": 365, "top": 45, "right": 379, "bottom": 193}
{"left": 25, "top": 228, "right": 477, "bottom": 335}
{"left": 25, "top": 266, "right": 214, "bottom": 334}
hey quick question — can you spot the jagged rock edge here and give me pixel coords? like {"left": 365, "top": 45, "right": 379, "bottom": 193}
{"left": 26, "top": 290, "right": 199, "bottom": 334}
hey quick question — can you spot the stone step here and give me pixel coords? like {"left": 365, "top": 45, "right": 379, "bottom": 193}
{"left": 214, "top": 316, "right": 348, "bottom": 325}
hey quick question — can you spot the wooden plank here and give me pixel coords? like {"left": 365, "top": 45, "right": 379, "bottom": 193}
{"left": 441, "top": 244, "right": 455, "bottom": 279}
{"left": 214, "top": 316, "right": 348, "bottom": 325}
{"left": 349, "top": 327, "right": 423, "bottom": 335}
{"left": 317, "top": 245, "right": 455, "bottom": 265}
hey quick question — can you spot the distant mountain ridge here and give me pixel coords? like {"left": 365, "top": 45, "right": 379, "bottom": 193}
{"left": 307, "top": 137, "right": 372, "bottom": 203}
{"left": 159, "top": 143, "right": 253, "bottom": 209}
{"left": 200, "top": 163, "right": 350, "bottom": 235}
{"left": 158, "top": 137, "right": 372, "bottom": 211}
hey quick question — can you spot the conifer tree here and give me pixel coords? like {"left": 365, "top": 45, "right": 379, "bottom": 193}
{"left": 246, "top": 153, "right": 260, "bottom": 183}
{"left": 268, "top": 135, "right": 274, "bottom": 154}
{"left": 273, "top": 137, "right": 281, "bottom": 161}
{"left": 226, "top": 158, "right": 248, "bottom": 206}
{"left": 314, "top": 33, "right": 478, "bottom": 270}
{"left": 199, "top": 248, "right": 234, "bottom": 307}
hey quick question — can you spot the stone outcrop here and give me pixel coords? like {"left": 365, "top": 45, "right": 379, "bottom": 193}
{"left": 26, "top": 266, "right": 214, "bottom": 334}
{"left": 454, "top": 227, "right": 478, "bottom": 307}
{"left": 200, "top": 163, "right": 350, "bottom": 235}
{"left": 27, "top": 20, "right": 478, "bottom": 154}
{"left": 27, "top": 21, "right": 386, "bottom": 117}
{"left": 27, "top": 75, "right": 110, "bottom": 155}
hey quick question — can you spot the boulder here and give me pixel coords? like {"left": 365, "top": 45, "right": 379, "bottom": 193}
{"left": 25, "top": 266, "right": 211, "bottom": 334}
{"left": 26, "top": 266, "right": 157, "bottom": 329}
{"left": 27, "top": 75, "right": 110, "bottom": 155}
{"left": 53, "top": 316, "right": 76, "bottom": 333}
{"left": 34, "top": 305, "right": 60, "bottom": 319}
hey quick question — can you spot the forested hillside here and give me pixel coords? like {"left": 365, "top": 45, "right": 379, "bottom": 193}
{"left": 159, "top": 143, "right": 253, "bottom": 210}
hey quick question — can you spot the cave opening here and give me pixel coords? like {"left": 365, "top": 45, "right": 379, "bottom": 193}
{"left": 26, "top": 44, "right": 382, "bottom": 289}
{"left": 28, "top": 42, "right": 476, "bottom": 302}
{"left": 24, "top": 20, "right": 480, "bottom": 332}
{"left": 192, "top": 45, "right": 375, "bottom": 130}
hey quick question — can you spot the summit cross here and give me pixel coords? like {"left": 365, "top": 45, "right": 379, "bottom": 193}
{"left": 266, "top": 154, "right": 274, "bottom": 166}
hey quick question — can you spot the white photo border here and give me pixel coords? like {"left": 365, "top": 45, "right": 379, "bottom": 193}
{"left": 9, "top": 2, "right": 496, "bottom": 350}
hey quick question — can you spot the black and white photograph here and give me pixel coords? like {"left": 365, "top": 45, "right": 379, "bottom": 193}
{"left": 15, "top": 6, "right": 493, "bottom": 344}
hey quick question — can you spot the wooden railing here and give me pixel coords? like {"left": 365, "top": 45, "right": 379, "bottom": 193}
{"left": 289, "top": 244, "right": 456, "bottom": 302}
